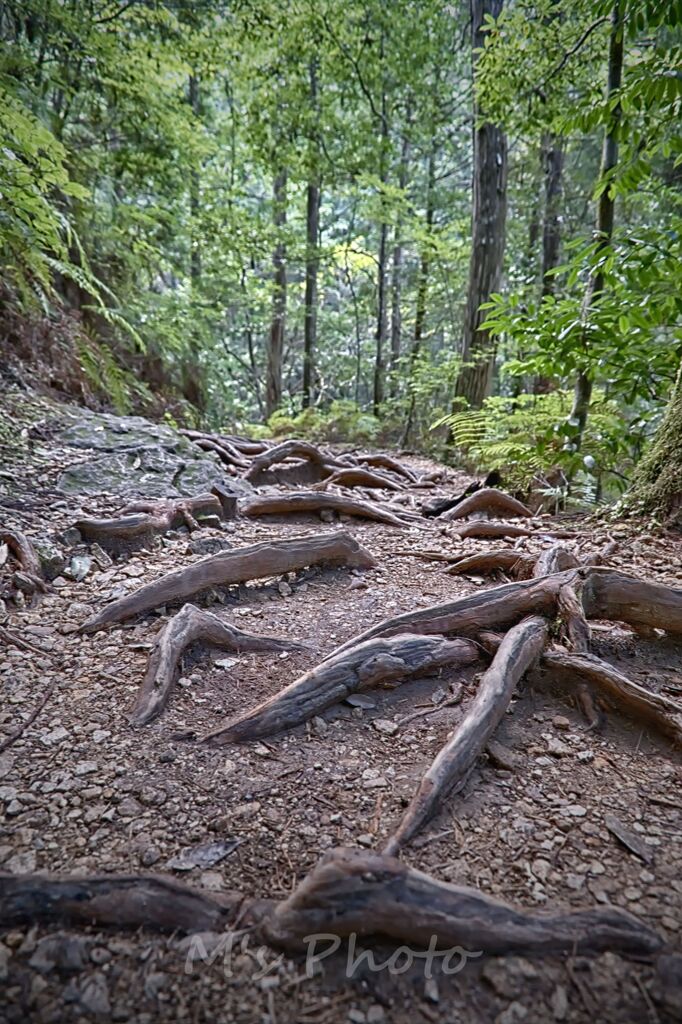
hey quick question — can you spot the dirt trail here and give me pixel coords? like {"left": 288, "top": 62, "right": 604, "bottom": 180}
{"left": 1, "top": 389, "right": 681, "bottom": 1023}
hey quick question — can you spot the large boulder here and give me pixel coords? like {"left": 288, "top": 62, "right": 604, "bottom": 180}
{"left": 54, "top": 410, "right": 253, "bottom": 499}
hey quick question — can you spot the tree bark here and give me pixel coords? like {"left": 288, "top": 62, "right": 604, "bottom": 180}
{"left": 388, "top": 126, "right": 411, "bottom": 394}
{"left": 372, "top": 34, "right": 389, "bottom": 416}
{"left": 401, "top": 147, "right": 436, "bottom": 446}
{"left": 631, "top": 360, "right": 682, "bottom": 519}
{"left": 302, "top": 60, "right": 320, "bottom": 410}
{"left": 569, "top": 0, "right": 624, "bottom": 446}
{"left": 266, "top": 169, "right": 287, "bottom": 419}
{"left": 540, "top": 134, "right": 564, "bottom": 296}
{"left": 453, "top": 0, "right": 508, "bottom": 409}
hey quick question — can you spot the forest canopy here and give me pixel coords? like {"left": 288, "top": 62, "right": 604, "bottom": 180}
{"left": 1, "top": 0, "right": 681, "bottom": 506}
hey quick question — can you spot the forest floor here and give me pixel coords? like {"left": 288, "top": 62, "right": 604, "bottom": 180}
{"left": 1, "top": 387, "right": 681, "bottom": 1024}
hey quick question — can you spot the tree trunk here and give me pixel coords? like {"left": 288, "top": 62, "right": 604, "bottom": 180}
{"left": 182, "top": 73, "right": 206, "bottom": 412}
{"left": 389, "top": 127, "right": 411, "bottom": 395}
{"left": 401, "top": 148, "right": 436, "bottom": 447}
{"left": 372, "top": 34, "right": 389, "bottom": 417}
{"left": 541, "top": 134, "right": 564, "bottom": 296}
{"left": 569, "top": 0, "right": 624, "bottom": 446}
{"left": 302, "top": 61, "right": 320, "bottom": 410}
{"left": 632, "top": 360, "right": 682, "bottom": 519}
{"left": 266, "top": 169, "right": 287, "bottom": 419}
{"left": 453, "top": 0, "right": 508, "bottom": 409}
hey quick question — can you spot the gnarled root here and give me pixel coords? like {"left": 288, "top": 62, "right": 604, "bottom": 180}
{"left": 79, "top": 531, "right": 375, "bottom": 634}
{"left": 0, "top": 848, "right": 662, "bottom": 958}
{"left": 244, "top": 440, "right": 343, "bottom": 482}
{"left": 75, "top": 494, "right": 223, "bottom": 553}
{"left": 179, "top": 429, "right": 258, "bottom": 466}
{"left": 456, "top": 522, "right": 535, "bottom": 540}
{"left": 0, "top": 528, "right": 47, "bottom": 601}
{"left": 204, "top": 634, "right": 478, "bottom": 744}
{"left": 356, "top": 453, "right": 417, "bottom": 483}
{"left": 241, "top": 491, "right": 412, "bottom": 527}
{"left": 441, "top": 488, "right": 532, "bottom": 521}
{"left": 131, "top": 604, "right": 306, "bottom": 726}
{"left": 265, "top": 847, "right": 662, "bottom": 958}
{"left": 541, "top": 650, "right": 682, "bottom": 744}
{"left": 384, "top": 616, "right": 548, "bottom": 855}
{"left": 312, "top": 467, "right": 405, "bottom": 492}
{"left": 447, "top": 550, "right": 537, "bottom": 579}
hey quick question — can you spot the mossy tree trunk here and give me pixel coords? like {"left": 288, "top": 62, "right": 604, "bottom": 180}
{"left": 632, "top": 362, "right": 682, "bottom": 520}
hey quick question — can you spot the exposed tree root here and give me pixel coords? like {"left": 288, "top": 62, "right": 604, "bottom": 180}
{"left": 0, "top": 528, "right": 47, "bottom": 600}
{"left": 0, "top": 679, "right": 58, "bottom": 754}
{"left": 422, "top": 471, "right": 503, "bottom": 518}
{"left": 79, "top": 532, "right": 375, "bottom": 634}
{"left": 204, "top": 634, "right": 478, "bottom": 744}
{"left": 179, "top": 430, "right": 254, "bottom": 467}
{"left": 312, "top": 467, "right": 405, "bottom": 492}
{"left": 75, "top": 494, "right": 224, "bottom": 553}
{"left": 383, "top": 616, "right": 548, "bottom": 855}
{"left": 556, "top": 579, "right": 598, "bottom": 726}
{"left": 541, "top": 650, "right": 682, "bottom": 744}
{"left": 355, "top": 453, "right": 417, "bottom": 482}
{"left": 331, "top": 571, "right": 575, "bottom": 656}
{"left": 264, "top": 847, "right": 662, "bottom": 958}
{"left": 131, "top": 604, "right": 306, "bottom": 726}
{"left": 244, "top": 440, "right": 343, "bottom": 482}
{"left": 456, "top": 522, "right": 535, "bottom": 540}
{"left": 534, "top": 544, "right": 580, "bottom": 577}
{"left": 241, "top": 491, "right": 412, "bottom": 527}
{"left": 447, "top": 550, "right": 536, "bottom": 578}
{"left": 440, "top": 488, "right": 532, "bottom": 521}
{"left": 0, "top": 847, "right": 662, "bottom": 958}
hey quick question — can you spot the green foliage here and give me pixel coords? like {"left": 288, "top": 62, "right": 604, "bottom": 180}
{"left": 266, "top": 401, "right": 381, "bottom": 445}
{"left": 439, "top": 391, "right": 637, "bottom": 498}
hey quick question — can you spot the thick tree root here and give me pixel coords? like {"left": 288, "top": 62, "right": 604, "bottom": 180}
{"left": 541, "top": 650, "right": 682, "bottom": 743}
{"left": 534, "top": 545, "right": 580, "bottom": 577}
{"left": 204, "top": 634, "right": 478, "bottom": 744}
{"left": 244, "top": 440, "right": 343, "bottom": 482}
{"left": 241, "top": 491, "right": 412, "bottom": 527}
{"left": 331, "top": 571, "right": 576, "bottom": 656}
{"left": 440, "top": 488, "right": 533, "bottom": 521}
{"left": 0, "top": 528, "right": 47, "bottom": 599}
{"left": 1, "top": 848, "right": 662, "bottom": 958}
{"left": 332, "top": 564, "right": 682, "bottom": 659}
{"left": 383, "top": 616, "right": 548, "bottom": 854}
{"left": 447, "top": 550, "right": 537, "bottom": 578}
{"left": 79, "top": 532, "right": 375, "bottom": 634}
{"left": 356, "top": 453, "right": 417, "bottom": 482}
{"left": 264, "top": 847, "right": 662, "bottom": 958}
{"left": 312, "top": 467, "right": 405, "bottom": 492}
{"left": 456, "top": 522, "right": 535, "bottom": 540}
{"left": 75, "top": 494, "right": 223, "bottom": 553}
{"left": 179, "top": 429, "right": 257, "bottom": 467}
{"left": 131, "top": 604, "right": 306, "bottom": 726}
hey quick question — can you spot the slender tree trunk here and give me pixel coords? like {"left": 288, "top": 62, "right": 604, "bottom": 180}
{"left": 266, "top": 170, "right": 287, "bottom": 420}
{"left": 373, "top": 33, "right": 389, "bottom": 417}
{"left": 183, "top": 73, "right": 205, "bottom": 412}
{"left": 540, "top": 134, "right": 564, "bottom": 295}
{"left": 401, "top": 148, "right": 436, "bottom": 447}
{"left": 453, "top": 0, "right": 508, "bottom": 410}
{"left": 302, "top": 61, "right": 320, "bottom": 410}
{"left": 533, "top": 133, "right": 565, "bottom": 394}
{"left": 389, "top": 127, "right": 411, "bottom": 396}
{"left": 569, "top": 0, "right": 624, "bottom": 447}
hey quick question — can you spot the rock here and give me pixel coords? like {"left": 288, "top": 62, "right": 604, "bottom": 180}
{"left": 0, "top": 942, "right": 9, "bottom": 981}
{"left": 278, "top": 581, "right": 293, "bottom": 597}
{"left": 654, "top": 954, "right": 682, "bottom": 1016}
{"left": 362, "top": 776, "right": 389, "bottom": 789}
{"left": 344, "top": 694, "right": 376, "bottom": 710}
{"left": 6, "top": 850, "right": 37, "bottom": 873}
{"left": 140, "top": 846, "right": 161, "bottom": 867}
{"left": 55, "top": 409, "right": 255, "bottom": 499}
{"left": 6, "top": 800, "right": 22, "bottom": 816}
{"left": 74, "top": 760, "right": 98, "bottom": 776}
{"left": 552, "top": 716, "right": 570, "bottom": 730}
{"left": 79, "top": 973, "right": 111, "bottom": 1017}
{"left": 551, "top": 986, "right": 568, "bottom": 1020}
{"left": 215, "top": 657, "right": 237, "bottom": 670}
{"left": 349, "top": 578, "right": 368, "bottom": 591}
{"left": 486, "top": 740, "right": 522, "bottom": 771}
{"left": 562, "top": 804, "right": 587, "bottom": 817}
{"left": 496, "top": 1002, "right": 527, "bottom": 1024}
{"left": 166, "top": 838, "right": 242, "bottom": 871}
{"left": 65, "top": 554, "right": 92, "bottom": 581}
{"left": 60, "top": 526, "right": 83, "bottom": 546}
{"left": 189, "top": 536, "right": 233, "bottom": 556}
{"left": 319, "top": 509, "right": 335, "bottom": 523}
{"left": 29, "top": 934, "right": 89, "bottom": 973}
{"left": 545, "top": 736, "right": 572, "bottom": 757}
{"left": 367, "top": 1007, "right": 385, "bottom": 1023}
{"left": 33, "top": 537, "right": 67, "bottom": 581}
{"left": 372, "top": 718, "right": 398, "bottom": 736}
{"left": 357, "top": 834, "right": 374, "bottom": 847}
{"left": 40, "top": 726, "right": 69, "bottom": 745}
{"left": 117, "top": 797, "right": 143, "bottom": 817}
{"left": 90, "top": 542, "right": 113, "bottom": 569}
